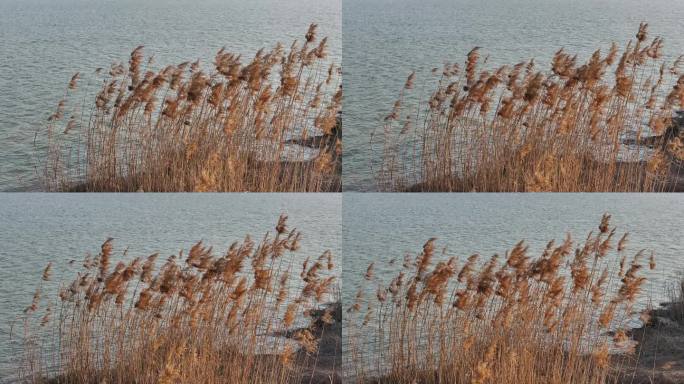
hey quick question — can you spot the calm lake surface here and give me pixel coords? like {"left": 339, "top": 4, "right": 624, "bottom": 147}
{"left": 0, "top": 193, "right": 342, "bottom": 382}
{"left": 0, "top": 0, "right": 341, "bottom": 191}
{"left": 343, "top": 0, "right": 684, "bottom": 190}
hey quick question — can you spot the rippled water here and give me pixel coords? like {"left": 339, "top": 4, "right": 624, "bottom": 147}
{"left": 0, "top": 0, "right": 341, "bottom": 191}
{"left": 341, "top": 193, "right": 684, "bottom": 377}
{"left": 0, "top": 193, "right": 341, "bottom": 381}
{"left": 343, "top": 0, "right": 684, "bottom": 190}
{"left": 343, "top": 193, "right": 684, "bottom": 307}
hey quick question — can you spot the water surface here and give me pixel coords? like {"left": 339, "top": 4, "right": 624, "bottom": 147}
{"left": 343, "top": 0, "right": 684, "bottom": 190}
{"left": 0, "top": 0, "right": 341, "bottom": 191}
{"left": 0, "top": 193, "right": 342, "bottom": 382}
{"left": 343, "top": 193, "right": 684, "bottom": 309}
{"left": 341, "top": 193, "right": 684, "bottom": 377}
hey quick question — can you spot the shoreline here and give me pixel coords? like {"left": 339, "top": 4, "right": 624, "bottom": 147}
{"left": 620, "top": 301, "right": 684, "bottom": 384}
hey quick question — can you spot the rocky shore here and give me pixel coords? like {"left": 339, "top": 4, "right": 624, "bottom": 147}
{"left": 274, "top": 301, "right": 342, "bottom": 384}
{"left": 620, "top": 300, "right": 684, "bottom": 384}
{"left": 297, "top": 302, "right": 343, "bottom": 384}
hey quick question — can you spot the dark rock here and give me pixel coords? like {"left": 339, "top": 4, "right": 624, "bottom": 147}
{"left": 623, "top": 110, "right": 683, "bottom": 148}
{"left": 297, "top": 302, "right": 343, "bottom": 384}
{"left": 286, "top": 115, "right": 342, "bottom": 149}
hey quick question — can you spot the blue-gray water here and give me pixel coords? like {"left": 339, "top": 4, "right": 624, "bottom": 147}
{"left": 0, "top": 0, "right": 341, "bottom": 191}
{"left": 343, "top": 193, "right": 684, "bottom": 309}
{"left": 341, "top": 194, "right": 684, "bottom": 379}
{"left": 343, "top": 0, "right": 684, "bottom": 190}
{"left": 0, "top": 193, "right": 342, "bottom": 382}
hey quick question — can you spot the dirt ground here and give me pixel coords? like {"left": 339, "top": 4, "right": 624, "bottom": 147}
{"left": 295, "top": 302, "right": 343, "bottom": 384}
{"left": 620, "top": 303, "right": 684, "bottom": 384}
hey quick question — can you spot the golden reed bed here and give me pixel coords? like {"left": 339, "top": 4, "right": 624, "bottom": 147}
{"left": 374, "top": 24, "right": 684, "bottom": 192}
{"left": 38, "top": 25, "right": 341, "bottom": 192}
{"left": 348, "top": 214, "right": 655, "bottom": 383}
{"left": 17, "top": 215, "right": 340, "bottom": 383}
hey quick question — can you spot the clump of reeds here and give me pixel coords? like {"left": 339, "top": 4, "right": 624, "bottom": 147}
{"left": 347, "top": 214, "right": 653, "bottom": 383}
{"left": 665, "top": 273, "right": 684, "bottom": 322}
{"left": 19, "top": 215, "right": 339, "bottom": 383}
{"left": 375, "top": 24, "right": 684, "bottom": 191}
{"left": 39, "top": 24, "right": 342, "bottom": 192}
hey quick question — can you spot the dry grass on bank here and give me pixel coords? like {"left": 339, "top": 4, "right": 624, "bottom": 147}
{"left": 618, "top": 274, "right": 684, "bottom": 384}
{"left": 348, "top": 214, "right": 654, "bottom": 383}
{"left": 39, "top": 24, "right": 342, "bottom": 192}
{"left": 375, "top": 24, "right": 684, "bottom": 192}
{"left": 18, "top": 215, "right": 339, "bottom": 383}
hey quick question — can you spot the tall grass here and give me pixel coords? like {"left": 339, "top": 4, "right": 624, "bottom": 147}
{"left": 665, "top": 273, "right": 684, "bottom": 323}
{"left": 19, "top": 215, "right": 339, "bottom": 383}
{"left": 39, "top": 24, "right": 342, "bottom": 192}
{"left": 374, "top": 24, "right": 684, "bottom": 191}
{"left": 347, "top": 214, "right": 653, "bottom": 383}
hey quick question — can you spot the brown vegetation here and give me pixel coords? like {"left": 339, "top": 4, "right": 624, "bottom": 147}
{"left": 18, "top": 215, "right": 340, "bottom": 383}
{"left": 375, "top": 24, "right": 684, "bottom": 191}
{"left": 620, "top": 274, "right": 684, "bottom": 384}
{"left": 39, "top": 24, "right": 342, "bottom": 192}
{"left": 347, "top": 214, "right": 654, "bottom": 383}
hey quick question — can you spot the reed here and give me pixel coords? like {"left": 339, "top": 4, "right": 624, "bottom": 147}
{"left": 347, "top": 214, "right": 652, "bottom": 383}
{"left": 18, "top": 215, "right": 340, "bottom": 383}
{"left": 374, "top": 24, "right": 684, "bottom": 191}
{"left": 665, "top": 273, "right": 684, "bottom": 322}
{"left": 38, "top": 24, "right": 342, "bottom": 192}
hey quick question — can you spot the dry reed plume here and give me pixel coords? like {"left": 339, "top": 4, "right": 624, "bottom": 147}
{"left": 375, "top": 24, "right": 684, "bottom": 191}
{"left": 39, "top": 24, "right": 342, "bottom": 192}
{"left": 347, "top": 214, "right": 653, "bottom": 383}
{"left": 18, "top": 215, "right": 339, "bottom": 383}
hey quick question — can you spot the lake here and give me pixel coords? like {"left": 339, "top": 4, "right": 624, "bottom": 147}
{"left": 342, "top": 0, "right": 684, "bottom": 190}
{"left": 341, "top": 193, "right": 684, "bottom": 377}
{"left": 0, "top": 0, "right": 341, "bottom": 191}
{"left": 343, "top": 193, "right": 684, "bottom": 305}
{"left": 0, "top": 193, "right": 342, "bottom": 382}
